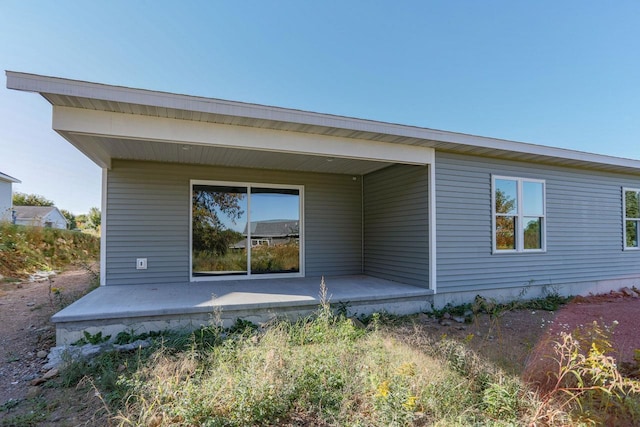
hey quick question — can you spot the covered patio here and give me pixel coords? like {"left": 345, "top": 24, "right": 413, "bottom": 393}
{"left": 8, "top": 72, "right": 437, "bottom": 345}
{"left": 52, "top": 275, "right": 434, "bottom": 345}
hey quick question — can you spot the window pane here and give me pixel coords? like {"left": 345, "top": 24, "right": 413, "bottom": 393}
{"left": 495, "top": 215, "right": 516, "bottom": 250}
{"left": 523, "top": 181, "right": 544, "bottom": 216}
{"left": 250, "top": 188, "right": 300, "bottom": 274}
{"left": 625, "top": 191, "right": 640, "bottom": 219}
{"left": 495, "top": 179, "right": 517, "bottom": 215}
{"left": 626, "top": 220, "right": 639, "bottom": 248}
{"left": 524, "top": 217, "right": 542, "bottom": 249}
{"left": 192, "top": 185, "right": 248, "bottom": 276}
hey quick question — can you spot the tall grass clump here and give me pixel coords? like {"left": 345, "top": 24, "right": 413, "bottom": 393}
{"left": 104, "top": 289, "right": 544, "bottom": 426}
{"left": 529, "top": 321, "right": 640, "bottom": 425}
{"left": 0, "top": 222, "right": 100, "bottom": 277}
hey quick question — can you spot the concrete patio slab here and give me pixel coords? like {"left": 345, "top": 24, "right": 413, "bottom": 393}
{"left": 52, "top": 275, "right": 433, "bottom": 345}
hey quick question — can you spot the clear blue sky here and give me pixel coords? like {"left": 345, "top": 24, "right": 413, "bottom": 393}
{"left": 1, "top": 1, "right": 639, "bottom": 214}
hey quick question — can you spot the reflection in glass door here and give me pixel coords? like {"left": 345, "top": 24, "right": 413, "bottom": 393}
{"left": 191, "top": 182, "right": 302, "bottom": 279}
{"left": 250, "top": 188, "right": 300, "bottom": 274}
{"left": 192, "top": 185, "right": 248, "bottom": 276}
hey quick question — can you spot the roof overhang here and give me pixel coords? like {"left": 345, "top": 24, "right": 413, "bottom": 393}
{"left": 0, "top": 171, "right": 21, "bottom": 183}
{"left": 7, "top": 71, "right": 640, "bottom": 176}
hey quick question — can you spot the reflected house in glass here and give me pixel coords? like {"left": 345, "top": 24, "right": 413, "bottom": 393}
{"left": 240, "top": 220, "right": 300, "bottom": 248}
{"left": 8, "top": 72, "right": 640, "bottom": 345}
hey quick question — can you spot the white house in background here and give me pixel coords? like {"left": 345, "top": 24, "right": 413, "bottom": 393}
{"left": 0, "top": 171, "right": 21, "bottom": 222}
{"left": 13, "top": 206, "right": 68, "bottom": 229}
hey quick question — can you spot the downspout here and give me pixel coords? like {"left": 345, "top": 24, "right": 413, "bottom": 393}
{"left": 361, "top": 175, "right": 365, "bottom": 274}
{"left": 100, "top": 167, "right": 108, "bottom": 287}
{"left": 428, "top": 162, "right": 437, "bottom": 293}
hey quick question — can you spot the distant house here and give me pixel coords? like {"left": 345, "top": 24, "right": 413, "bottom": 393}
{"left": 237, "top": 219, "right": 300, "bottom": 248}
{"left": 13, "top": 206, "right": 68, "bottom": 229}
{"left": 0, "top": 171, "right": 21, "bottom": 222}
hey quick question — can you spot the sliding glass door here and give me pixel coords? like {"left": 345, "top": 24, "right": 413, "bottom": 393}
{"left": 250, "top": 187, "right": 300, "bottom": 275}
{"left": 191, "top": 181, "right": 302, "bottom": 279}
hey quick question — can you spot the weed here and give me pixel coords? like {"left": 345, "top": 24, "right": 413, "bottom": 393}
{"left": 78, "top": 261, "right": 100, "bottom": 289}
{"left": 73, "top": 330, "right": 112, "bottom": 346}
{"left": 58, "top": 287, "right": 634, "bottom": 426}
{"left": 533, "top": 321, "right": 640, "bottom": 425}
{"left": 482, "top": 379, "right": 521, "bottom": 421}
{"left": 0, "top": 398, "right": 48, "bottom": 426}
{"left": 0, "top": 398, "right": 20, "bottom": 412}
{"left": 114, "top": 330, "right": 164, "bottom": 345}
{"left": 5, "top": 352, "right": 20, "bottom": 363}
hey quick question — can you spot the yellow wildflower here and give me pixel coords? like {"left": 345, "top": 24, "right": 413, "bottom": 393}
{"left": 376, "top": 380, "right": 390, "bottom": 398}
{"left": 403, "top": 395, "right": 417, "bottom": 410}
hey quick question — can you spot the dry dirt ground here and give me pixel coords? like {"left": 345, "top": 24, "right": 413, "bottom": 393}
{"left": 0, "top": 268, "right": 108, "bottom": 426}
{"left": 1, "top": 268, "right": 640, "bottom": 426}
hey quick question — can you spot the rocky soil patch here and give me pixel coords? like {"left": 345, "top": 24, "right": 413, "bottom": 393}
{"left": 0, "top": 267, "right": 107, "bottom": 426}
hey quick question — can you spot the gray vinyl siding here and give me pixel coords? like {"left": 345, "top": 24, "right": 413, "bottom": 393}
{"left": 436, "top": 151, "right": 640, "bottom": 293}
{"left": 363, "top": 165, "right": 429, "bottom": 287}
{"left": 105, "top": 160, "right": 362, "bottom": 285}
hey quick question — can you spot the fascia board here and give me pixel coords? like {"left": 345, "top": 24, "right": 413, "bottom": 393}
{"left": 7, "top": 71, "right": 640, "bottom": 171}
{"left": 52, "top": 106, "right": 435, "bottom": 165}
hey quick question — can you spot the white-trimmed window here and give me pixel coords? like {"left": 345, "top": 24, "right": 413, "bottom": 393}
{"left": 190, "top": 180, "right": 304, "bottom": 280}
{"left": 623, "top": 188, "right": 640, "bottom": 250}
{"left": 492, "top": 176, "right": 546, "bottom": 253}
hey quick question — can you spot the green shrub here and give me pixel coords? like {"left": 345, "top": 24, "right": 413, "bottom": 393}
{"left": 0, "top": 223, "right": 99, "bottom": 277}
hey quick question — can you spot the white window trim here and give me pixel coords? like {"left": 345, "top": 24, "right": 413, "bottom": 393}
{"left": 190, "top": 179, "right": 305, "bottom": 281}
{"left": 623, "top": 187, "right": 640, "bottom": 251}
{"left": 492, "top": 175, "right": 546, "bottom": 254}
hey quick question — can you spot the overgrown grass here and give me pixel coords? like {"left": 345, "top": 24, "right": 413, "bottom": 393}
{"left": 0, "top": 222, "right": 99, "bottom": 278}
{"left": 60, "top": 309, "right": 530, "bottom": 425}
{"left": 57, "top": 298, "right": 640, "bottom": 426}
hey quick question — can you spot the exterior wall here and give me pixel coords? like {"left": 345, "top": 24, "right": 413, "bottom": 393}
{"left": 363, "top": 165, "right": 429, "bottom": 287}
{"left": 0, "top": 181, "right": 12, "bottom": 221}
{"left": 44, "top": 210, "right": 68, "bottom": 229}
{"left": 14, "top": 209, "right": 67, "bottom": 229}
{"left": 435, "top": 151, "right": 640, "bottom": 297}
{"left": 105, "top": 160, "right": 362, "bottom": 286}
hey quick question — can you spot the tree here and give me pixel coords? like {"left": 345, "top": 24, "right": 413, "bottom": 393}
{"left": 60, "top": 209, "right": 77, "bottom": 230}
{"left": 74, "top": 208, "right": 101, "bottom": 234}
{"left": 75, "top": 213, "right": 88, "bottom": 230}
{"left": 87, "top": 207, "right": 101, "bottom": 229}
{"left": 192, "top": 188, "right": 245, "bottom": 257}
{"left": 13, "top": 192, "right": 54, "bottom": 206}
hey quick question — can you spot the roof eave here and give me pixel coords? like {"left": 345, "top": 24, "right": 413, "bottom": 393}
{"left": 0, "top": 171, "right": 21, "bottom": 183}
{"left": 6, "top": 70, "right": 640, "bottom": 175}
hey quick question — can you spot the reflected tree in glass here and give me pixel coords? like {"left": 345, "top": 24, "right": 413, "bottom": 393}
{"left": 523, "top": 182, "right": 543, "bottom": 250}
{"left": 192, "top": 185, "right": 247, "bottom": 275}
{"left": 625, "top": 190, "right": 640, "bottom": 248}
{"left": 524, "top": 218, "right": 542, "bottom": 249}
{"left": 495, "top": 183, "right": 517, "bottom": 250}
